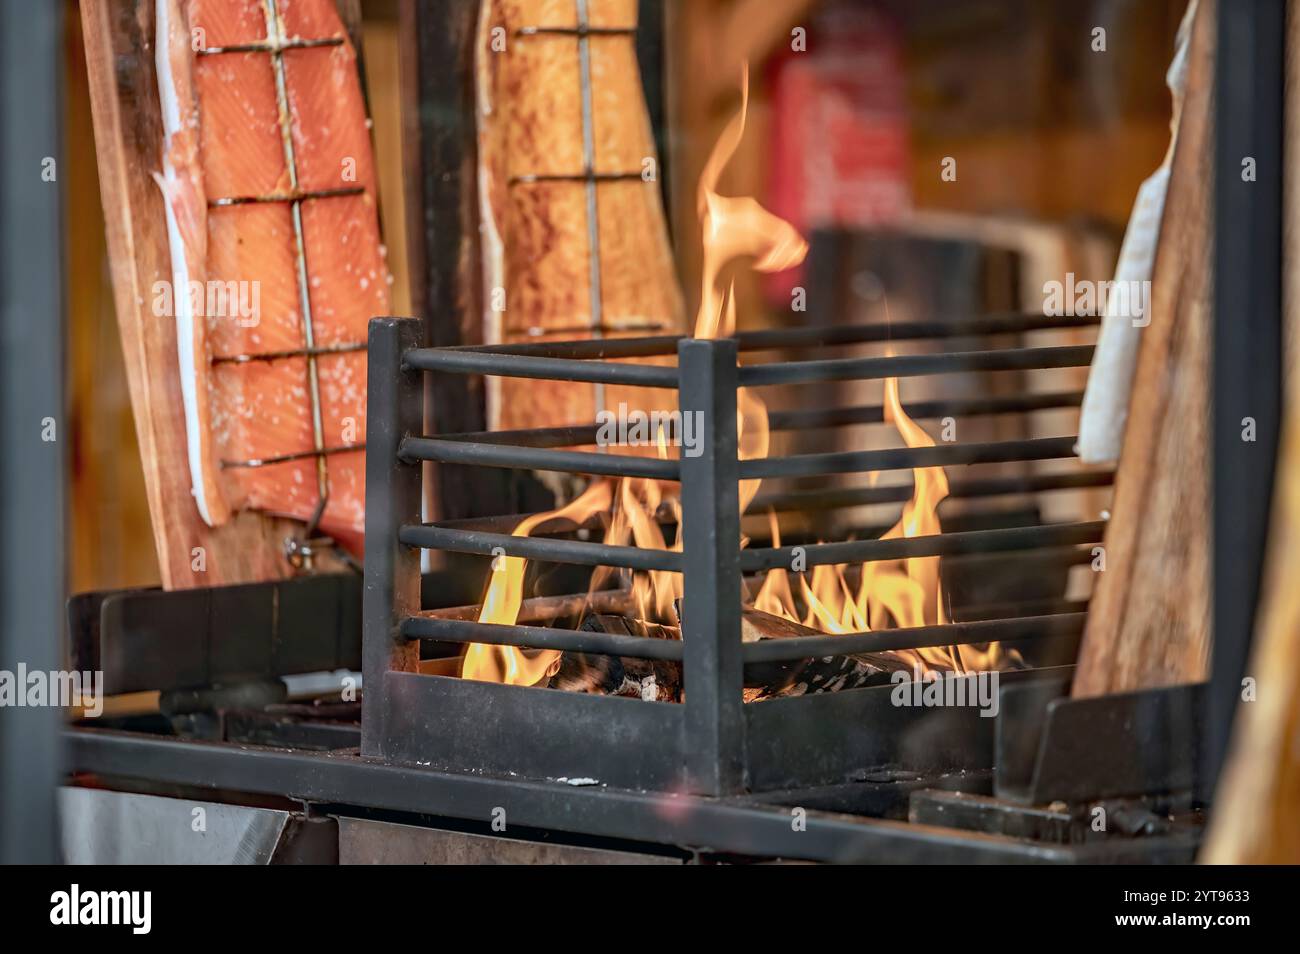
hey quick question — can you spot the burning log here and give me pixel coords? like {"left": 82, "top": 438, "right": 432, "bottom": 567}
{"left": 739, "top": 608, "right": 914, "bottom": 700}
{"left": 550, "top": 614, "right": 683, "bottom": 701}
{"left": 741, "top": 607, "right": 818, "bottom": 642}
{"left": 422, "top": 588, "right": 634, "bottom": 624}
{"left": 549, "top": 606, "right": 912, "bottom": 703}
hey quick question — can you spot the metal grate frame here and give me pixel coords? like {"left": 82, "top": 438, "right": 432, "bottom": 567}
{"left": 362, "top": 314, "right": 1110, "bottom": 796}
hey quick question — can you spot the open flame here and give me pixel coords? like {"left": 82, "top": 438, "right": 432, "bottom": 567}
{"left": 694, "top": 65, "right": 808, "bottom": 340}
{"left": 607, "top": 427, "right": 683, "bottom": 627}
{"left": 753, "top": 368, "right": 1020, "bottom": 675}
{"left": 755, "top": 372, "right": 952, "bottom": 648}
{"left": 461, "top": 481, "right": 612, "bottom": 683}
{"left": 460, "top": 65, "right": 1013, "bottom": 688}
{"left": 461, "top": 65, "right": 803, "bottom": 686}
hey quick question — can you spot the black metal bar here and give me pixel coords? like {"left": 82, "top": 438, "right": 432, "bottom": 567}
{"left": 399, "top": 436, "right": 681, "bottom": 480}
{"left": 742, "top": 613, "right": 1087, "bottom": 663}
{"left": 438, "top": 423, "right": 602, "bottom": 448}
{"left": 1207, "top": 0, "right": 1285, "bottom": 802}
{"left": 948, "top": 544, "right": 1096, "bottom": 572}
{"left": 401, "top": 616, "right": 685, "bottom": 661}
{"left": 741, "top": 521, "right": 1106, "bottom": 572}
{"left": 738, "top": 345, "right": 1095, "bottom": 388}
{"left": 403, "top": 347, "right": 679, "bottom": 387}
{"left": 406, "top": 517, "right": 1102, "bottom": 574}
{"left": 427, "top": 494, "right": 1101, "bottom": 551}
{"left": 768, "top": 391, "right": 1084, "bottom": 430}
{"left": 738, "top": 435, "right": 1079, "bottom": 480}
{"left": 735, "top": 313, "right": 1099, "bottom": 351}
{"left": 678, "top": 339, "right": 745, "bottom": 794}
{"left": 398, "top": 524, "right": 684, "bottom": 572}
{"left": 751, "top": 470, "right": 1114, "bottom": 514}
{"left": 954, "top": 597, "right": 1090, "bottom": 623}
{"left": 362, "top": 318, "right": 425, "bottom": 758}
{"left": 0, "top": 0, "right": 63, "bottom": 864}
{"left": 432, "top": 391, "right": 1089, "bottom": 450}
{"left": 440, "top": 312, "right": 1099, "bottom": 359}
{"left": 748, "top": 506, "right": 1080, "bottom": 549}
{"left": 445, "top": 335, "right": 682, "bottom": 358}
{"left": 416, "top": 586, "right": 632, "bottom": 624}
{"left": 424, "top": 511, "right": 595, "bottom": 535}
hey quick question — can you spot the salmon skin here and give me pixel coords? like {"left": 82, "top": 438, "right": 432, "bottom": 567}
{"left": 155, "top": 0, "right": 389, "bottom": 556}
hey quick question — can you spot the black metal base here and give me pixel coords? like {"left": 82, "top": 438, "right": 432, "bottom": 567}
{"left": 67, "top": 697, "right": 1204, "bottom": 864}
{"left": 59, "top": 727, "right": 1080, "bottom": 863}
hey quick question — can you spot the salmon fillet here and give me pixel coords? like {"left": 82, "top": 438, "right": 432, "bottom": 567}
{"left": 155, "top": 0, "right": 388, "bottom": 556}
{"left": 475, "top": 0, "right": 684, "bottom": 433}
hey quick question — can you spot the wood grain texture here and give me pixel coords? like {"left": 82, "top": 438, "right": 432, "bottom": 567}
{"left": 1202, "top": 0, "right": 1300, "bottom": 864}
{"left": 66, "top": 5, "right": 161, "bottom": 592}
{"left": 1070, "top": 0, "right": 1214, "bottom": 698}
{"left": 79, "top": 0, "right": 364, "bottom": 587}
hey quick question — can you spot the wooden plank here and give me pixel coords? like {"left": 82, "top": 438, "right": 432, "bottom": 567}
{"left": 1070, "top": 0, "right": 1215, "bottom": 697}
{"left": 65, "top": 6, "right": 161, "bottom": 591}
{"left": 79, "top": 1, "right": 365, "bottom": 587}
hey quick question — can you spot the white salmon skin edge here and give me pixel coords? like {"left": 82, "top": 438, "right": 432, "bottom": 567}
{"left": 153, "top": 0, "right": 213, "bottom": 525}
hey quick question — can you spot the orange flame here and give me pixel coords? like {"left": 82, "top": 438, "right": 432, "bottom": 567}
{"left": 461, "top": 481, "right": 613, "bottom": 684}
{"left": 752, "top": 374, "right": 957, "bottom": 673}
{"left": 694, "top": 65, "right": 808, "bottom": 340}
{"left": 614, "top": 429, "right": 683, "bottom": 626}
{"left": 754, "top": 510, "right": 798, "bottom": 619}
{"left": 880, "top": 373, "right": 950, "bottom": 625}
{"left": 757, "top": 370, "right": 1020, "bottom": 676}
{"left": 463, "top": 65, "right": 1025, "bottom": 690}
{"left": 695, "top": 68, "right": 805, "bottom": 515}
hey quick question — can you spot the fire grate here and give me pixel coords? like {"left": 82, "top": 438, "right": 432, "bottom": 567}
{"left": 362, "top": 314, "right": 1108, "bottom": 796}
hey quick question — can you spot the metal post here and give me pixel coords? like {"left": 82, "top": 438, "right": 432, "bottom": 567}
{"left": 0, "top": 0, "right": 64, "bottom": 864}
{"left": 677, "top": 339, "right": 745, "bottom": 794}
{"left": 1206, "top": 0, "right": 1285, "bottom": 801}
{"left": 362, "top": 318, "right": 424, "bottom": 757}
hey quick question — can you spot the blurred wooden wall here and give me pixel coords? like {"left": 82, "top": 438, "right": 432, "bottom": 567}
{"left": 904, "top": 0, "right": 1188, "bottom": 224}
{"left": 666, "top": 0, "right": 1188, "bottom": 326}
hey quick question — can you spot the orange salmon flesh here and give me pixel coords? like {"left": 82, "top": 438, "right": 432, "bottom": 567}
{"left": 157, "top": 0, "right": 390, "bottom": 555}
